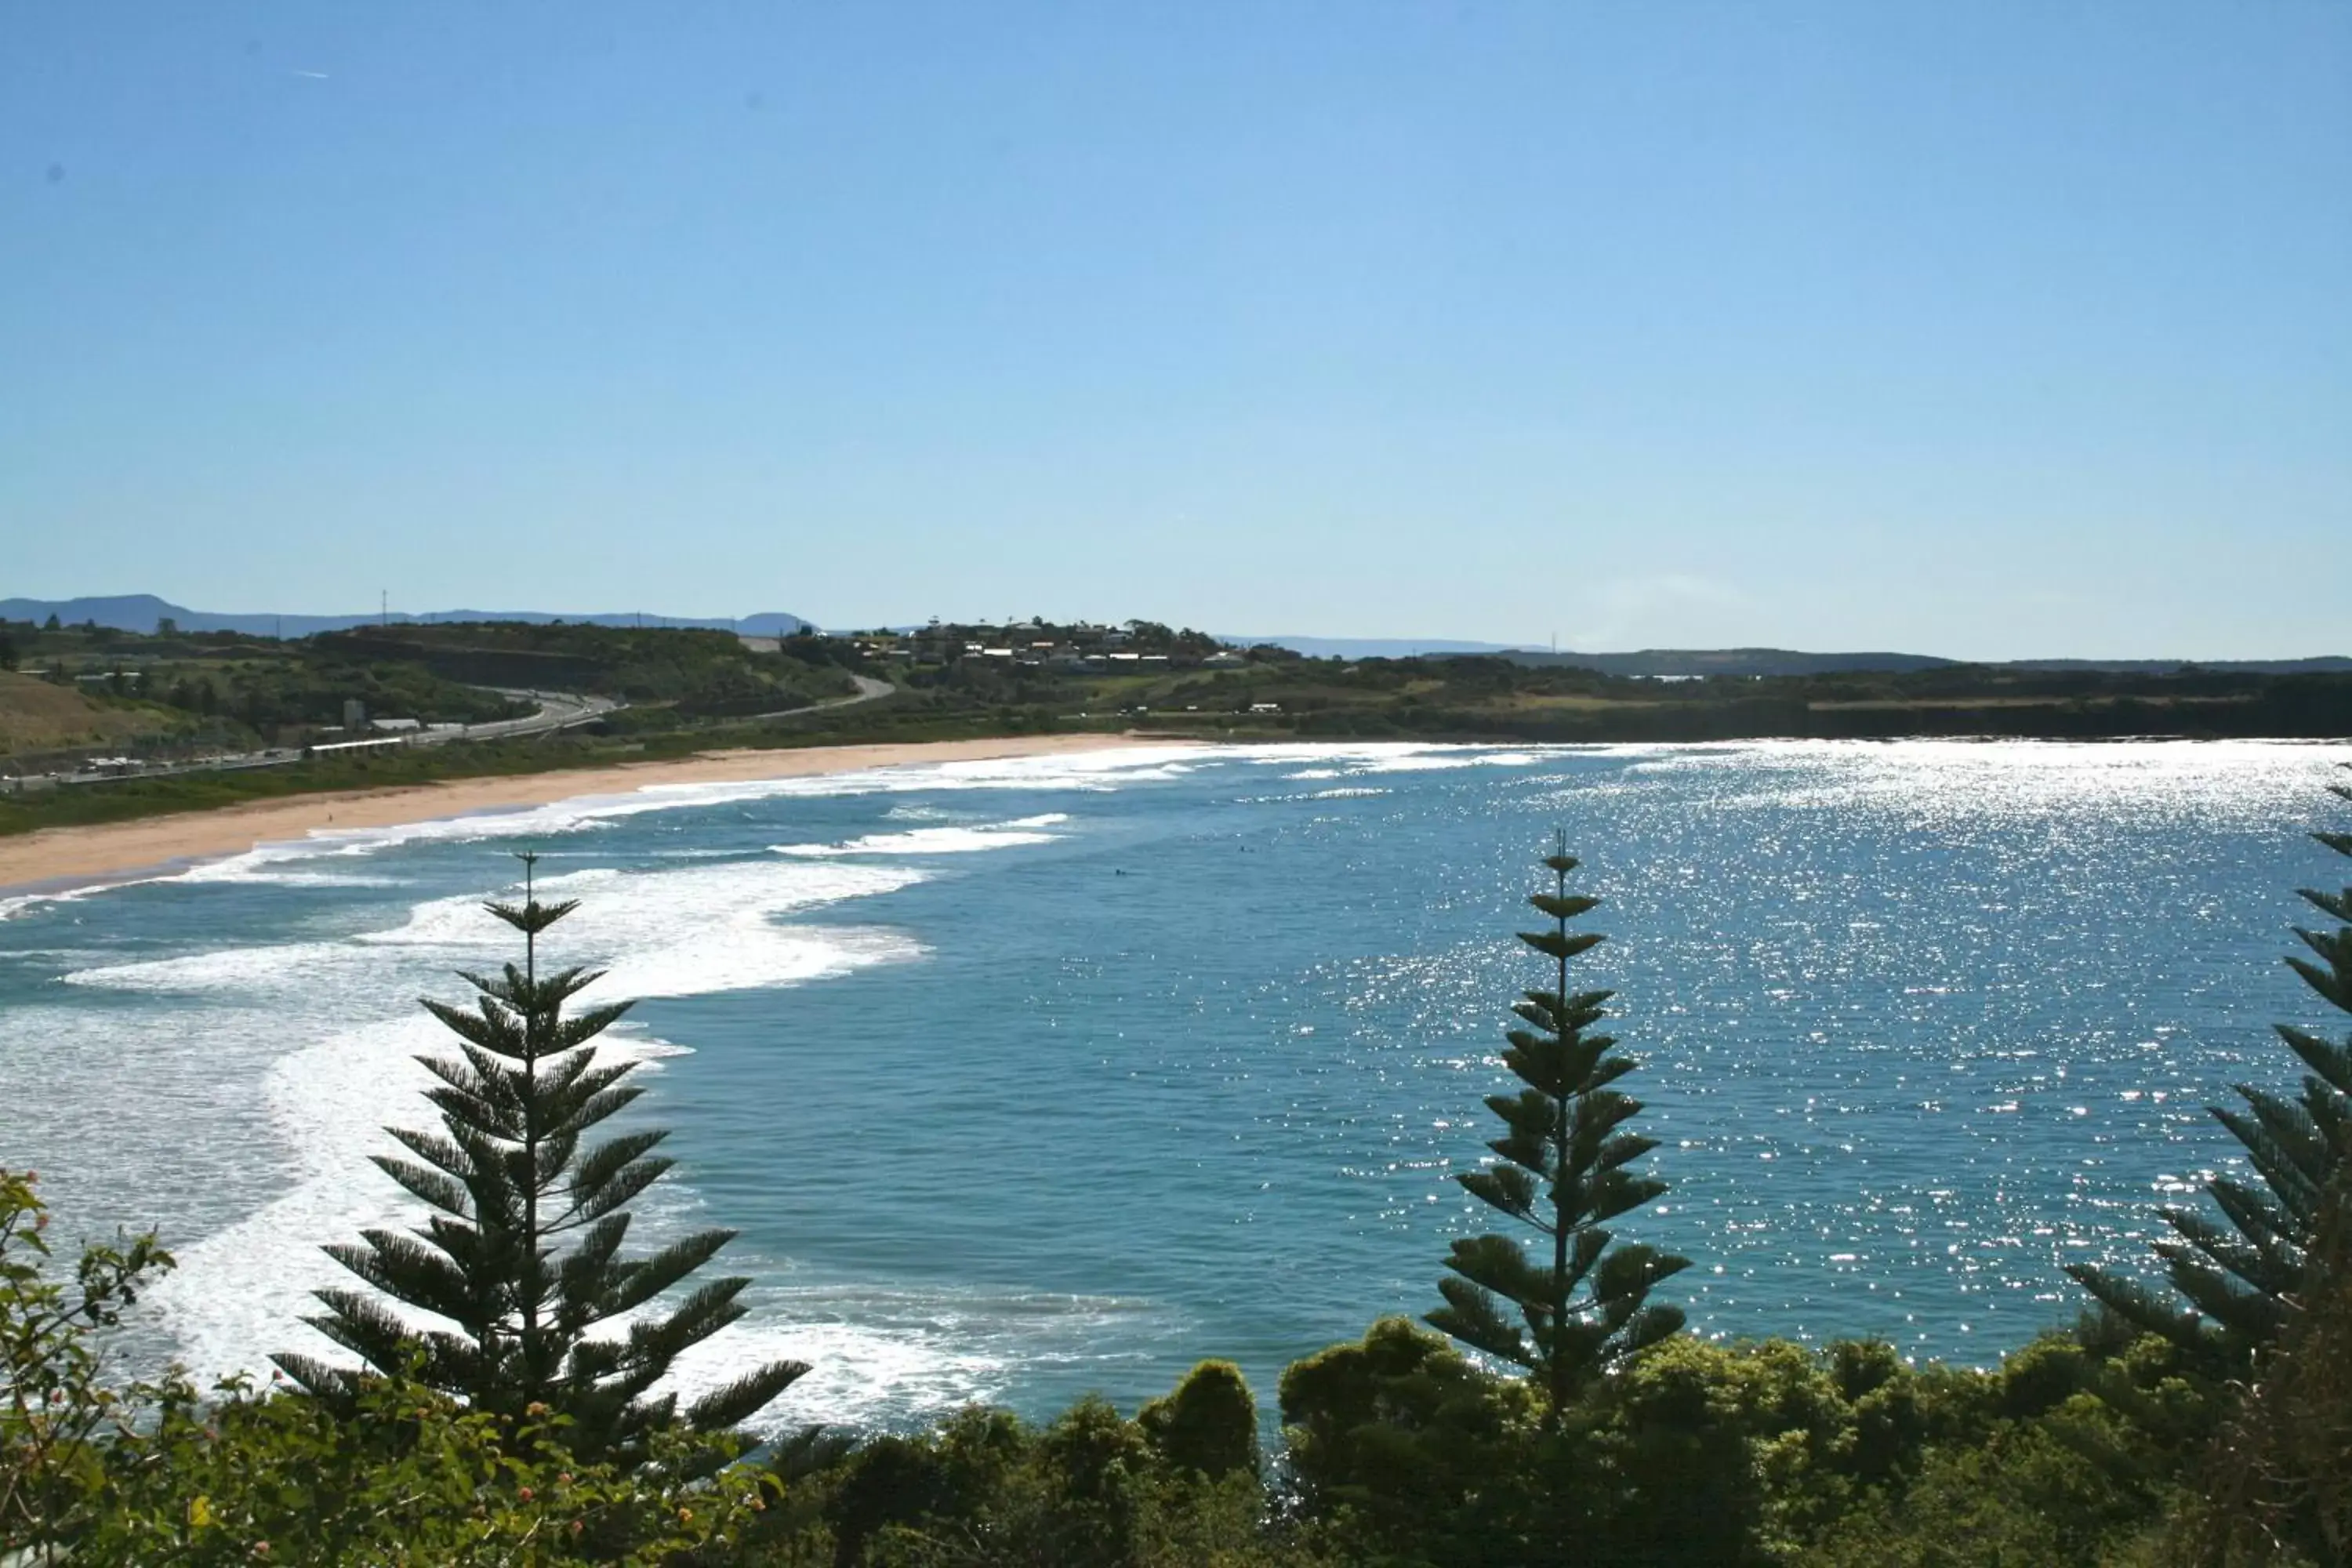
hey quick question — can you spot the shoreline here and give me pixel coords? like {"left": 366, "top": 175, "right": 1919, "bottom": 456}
{"left": 0, "top": 733, "right": 1181, "bottom": 898}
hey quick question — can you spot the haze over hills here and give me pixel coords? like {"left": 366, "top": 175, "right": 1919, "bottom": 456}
{"left": 0, "top": 594, "right": 811, "bottom": 640}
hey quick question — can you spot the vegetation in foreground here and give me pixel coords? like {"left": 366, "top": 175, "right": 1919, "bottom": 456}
{"left": 2, "top": 770, "right": 2348, "bottom": 1564}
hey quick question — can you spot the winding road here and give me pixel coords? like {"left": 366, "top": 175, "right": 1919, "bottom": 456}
{"left": 734, "top": 673, "right": 895, "bottom": 722}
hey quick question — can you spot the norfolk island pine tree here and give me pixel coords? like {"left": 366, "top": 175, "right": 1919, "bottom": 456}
{"left": 1428, "top": 834, "right": 1690, "bottom": 1425}
{"left": 276, "top": 853, "right": 806, "bottom": 1468}
{"left": 2070, "top": 764, "right": 2352, "bottom": 1367}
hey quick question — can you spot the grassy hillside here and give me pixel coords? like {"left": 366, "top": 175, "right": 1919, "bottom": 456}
{"left": 0, "top": 671, "right": 184, "bottom": 756}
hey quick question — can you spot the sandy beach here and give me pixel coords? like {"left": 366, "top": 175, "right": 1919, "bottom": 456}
{"left": 0, "top": 733, "right": 1178, "bottom": 896}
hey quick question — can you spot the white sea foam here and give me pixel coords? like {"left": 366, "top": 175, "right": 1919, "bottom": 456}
{"left": 0, "top": 1004, "right": 299, "bottom": 1247}
{"left": 673, "top": 1315, "right": 1010, "bottom": 1432}
{"left": 67, "top": 862, "right": 924, "bottom": 1013}
{"left": 0, "top": 748, "right": 1200, "bottom": 920}
{"left": 0, "top": 877, "right": 181, "bottom": 921}
{"left": 1352, "top": 748, "right": 1549, "bottom": 775}
{"left": 347, "top": 859, "right": 927, "bottom": 1003}
{"left": 155, "top": 1011, "right": 695, "bottom": 1384}
{"left": 173, "top": 837, "right": 415, "bottom": 887}
{"left": 1215, "top": 743, "right": 1441, "bottom": 767}
{"left": 188, "top": 869, "right": 410, "bottom": 888}
{"left": 773, "top": 813, "right": 1070, "bottom": 858}
{"left": 124, "top": 855, "right": 929, "bottom": 1386}
{"left": 665, "top": 1287, "right": 1160, "bottom": 1431}
{"left": 65, "top": 938, "right": 363, "bottom": 996}
{"left": 1278, "top": 746, "right": 1555, "bottom": 782}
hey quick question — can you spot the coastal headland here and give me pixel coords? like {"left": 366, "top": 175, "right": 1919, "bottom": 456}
{"left": 9, "top": 614, "right": 2349, "bottom": 863}
{"left": 0, "top": 732, "right": 1176, "bottom": 896}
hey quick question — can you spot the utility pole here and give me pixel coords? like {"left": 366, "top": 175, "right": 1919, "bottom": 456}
{"left": 380, "top": 590, "right": 388, "bottom": 628}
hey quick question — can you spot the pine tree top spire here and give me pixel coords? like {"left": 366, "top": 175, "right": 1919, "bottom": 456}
{"left": 1541, "top": 825, "right": 1577, "bottom": 877}
{"left": 485, "top": 851, "right": 577, "bottom": 939}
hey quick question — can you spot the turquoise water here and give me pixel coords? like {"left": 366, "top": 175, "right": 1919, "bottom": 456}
{"left": 2, "top": 739, "right": 2346, "bottom": 1429}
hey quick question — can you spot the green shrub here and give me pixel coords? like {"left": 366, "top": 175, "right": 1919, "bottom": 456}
{"left": 821, "top": 1372, "right": 1319, "bottom": 1568}
{"left": 85, "top": 1372, "right": 776, "bottom": 1566}
{"left": 1137, "top": 1360, "right": 1258, "bottom": 1480}
{"left": 2, "top": 1167, "right": 789, "bottom": 1566}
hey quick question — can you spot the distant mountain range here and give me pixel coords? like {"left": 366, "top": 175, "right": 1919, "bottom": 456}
{"left": 0, "top": 594, "right": 811, "bottom": 639}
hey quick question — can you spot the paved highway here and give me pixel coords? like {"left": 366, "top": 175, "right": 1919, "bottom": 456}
{"left": 732, "top": 673, "right": 894, "bottom": 722}
{"left": 431, "top": 688, "right": 623, "bottom": 743}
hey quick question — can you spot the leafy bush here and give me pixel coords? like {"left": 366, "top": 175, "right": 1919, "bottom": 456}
{"left": 2, "top": 1168, "right": 172, "bottom": 1552}
{"left": 84, "top": 1373, "right": 777, "bottom": 1566}
{"left": 818, "top": 1389, "right": 1319, "bottom": 1568}
{"left": 1137, "top": 1360, "right": 1258, "bottom": 1480}
{"left": 2, "top": 1169, "right": 782, "bottom": 1566}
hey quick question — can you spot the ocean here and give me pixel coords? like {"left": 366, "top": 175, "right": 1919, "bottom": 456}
{"left": 2, "top": 739, "right": 2345, "bottom": 1430}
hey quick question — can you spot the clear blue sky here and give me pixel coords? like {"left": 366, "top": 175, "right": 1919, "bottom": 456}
{"left": 5, "top": 2, "right": 2347, "bottom": 656}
